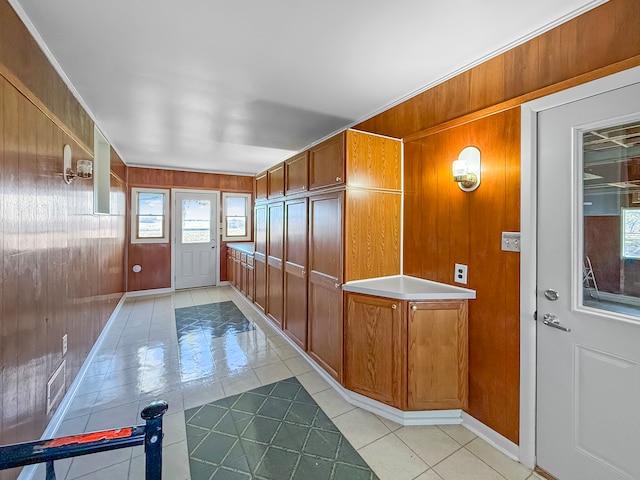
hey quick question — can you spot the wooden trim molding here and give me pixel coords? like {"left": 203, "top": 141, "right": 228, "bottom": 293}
{"left": 0, "top": 64, "right": 93, "bottom": 156}
{"left": 404, "top": 54, "right": 640, "bottom": 143}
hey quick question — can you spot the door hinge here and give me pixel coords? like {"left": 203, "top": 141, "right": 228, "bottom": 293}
{"left": 533, "top": 311, "right": 537, "bottom": 321}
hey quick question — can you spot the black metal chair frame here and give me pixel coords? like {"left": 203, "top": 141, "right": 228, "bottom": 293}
{"left": 0, "top": 401, "right": 168, "bottom": 480}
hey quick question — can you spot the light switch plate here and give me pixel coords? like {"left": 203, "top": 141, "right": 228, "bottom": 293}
{"left": 502, "top": 232, "right": 521, "bottom": 252}
{"left": 454, "top": 263, "right": 468, "bottom": 285}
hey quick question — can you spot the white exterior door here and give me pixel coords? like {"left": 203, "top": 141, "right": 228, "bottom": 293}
{"left": 174, "top": 191, "right": 219, "bottom": 289}
{"left": 536, "top": 81, "right": 640, "bottom": 480}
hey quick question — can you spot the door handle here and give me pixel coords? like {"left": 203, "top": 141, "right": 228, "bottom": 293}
{"left": 542, "top": 314, "right": 571, "bottom": 332}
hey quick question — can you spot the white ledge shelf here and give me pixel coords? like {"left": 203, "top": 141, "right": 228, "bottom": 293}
{"left": 342, "top": 275, "right": 476, "bottom": 300}
{"left": 226, "top": 242, "right": 255, "bottom": 255}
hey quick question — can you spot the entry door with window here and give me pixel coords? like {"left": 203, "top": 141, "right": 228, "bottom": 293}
{"left": 537, "top": 81, "right": 640, "bottom": 480}
{"left": 175, "top": 191, "right": 218, "bottom": 289}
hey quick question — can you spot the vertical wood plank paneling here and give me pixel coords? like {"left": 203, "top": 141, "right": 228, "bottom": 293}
{"left": 434, "top": 71, "right": 471, "bottom": 125}
{"left": 538, "top": 20, "right": 579, "bottom": 89}
{"left": 0, "top": 77, "right": 5, "bottom": 447}
{"left": 504, "top": 39, "right": 540, "bottom": 100}
{"left": 403, "top": 109, "right": 520, "bottom": 443}
{"left": 2, "top": 81, "right": 20, "bottom": 448}
{"left": 402, "top": 140, "right": 422, "bottom": 278}
{"left": 469, "top": 55, "right": 506, "bottom": 113}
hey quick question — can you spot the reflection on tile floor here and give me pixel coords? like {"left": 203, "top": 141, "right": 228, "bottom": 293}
{"left": 37, "top": 286, "right": 540, "bottom": 480}
{"left": 185, "top": 377, "right": 377, "bottom": 480}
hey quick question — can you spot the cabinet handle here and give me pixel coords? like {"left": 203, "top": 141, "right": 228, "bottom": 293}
{"left": 335, "top": 283, "right": 341, "bottom": 289}
{"left": 392, "top": 304, "right": 397, "bottom": 310}
{"left": 302, "top": 269, "right": 306, "bottom": 276}
{"left": 411, "top": 305, "right": 417, "bottom": 311}
{"left": 336, "top": 176, "right": 342, "bottom": 182}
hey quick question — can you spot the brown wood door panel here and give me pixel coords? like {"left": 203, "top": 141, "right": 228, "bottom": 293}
{"left": 345, "top": 130, "right": 402, "bottom": 190}
{"left": 268, "top": 163, "right": 285, "bottom": 199}
{"left": 407, "top": 300, "right": 468, "bottom": 410}
{"left": 308, "top": 192, "right": 343, "bottom": 280}
{"left": 255, "top": 171, "right": 268, "bottom": 200}
{"left": 307, "top": 277, "right": 343, "bottom": 382}
{"left": 309, "top": 133, "right": 345, "bottom": 191}
{"left": 266, "top": 202, "right": 284, "bottom": 327}
{"left": 344, "top": 293, "right": 406, "bottom": 408}
{"left": 254, "top": 257, "right": 267, "bottom": 312}
{"left": 247, "top": 264, "right": 254, "bottom": 301}
{"left": 254, "top": 204, "right": 267, "bottom": 255}
{"left": 285, "top": 151, "right": 309, "bottom": 195}
{"left": 284, "top": 198, "right": 308, "bottom": 349}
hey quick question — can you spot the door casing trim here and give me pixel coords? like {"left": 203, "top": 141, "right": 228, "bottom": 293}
{"left": 171, "top": 188, "right": 222, "bottom": 291}
{"left": 519, "top": 65, "right": 640, "bottom": 469}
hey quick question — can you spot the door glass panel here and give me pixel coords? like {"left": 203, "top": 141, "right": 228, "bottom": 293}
{"left": 182, "top": 199, "right": 211, "bottom": 244}
{"left": 582, "top": 120, "right": 640, "bottom": 317}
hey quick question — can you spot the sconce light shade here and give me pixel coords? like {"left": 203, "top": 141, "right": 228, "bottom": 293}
{"left": 63, "top": 144, "right": 93, "bottom": 184}
{"left": 453, "top": 146, "right": 481, "bottom": 192}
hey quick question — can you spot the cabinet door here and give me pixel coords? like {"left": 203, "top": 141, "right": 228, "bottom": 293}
{"left": 254, "top": 204, "right": 268, "bottom": 311}
{"left": 284, "top": 198, "right": 308, "bottom": 349}
{"left": 308, "top": 192, "right": 344, "bottom": 381}
{"left": 256, "top": 171, "right": 268, "bottom": 200}
{"left": 267, "top": 202, "right": 284, "bottom": 327}
{"left": 407, "top": 300, "right": 468, "bottom": 410}
{"left": 309, "top": 133, "right": 345, "bottom": 191}
{"left": 246, "top": 264, "right": 254, "bottom": 301}
{"left": 285, "top": 152, "right": 308, "bottom": 195}
{"left": 345, "top": 293, "right": 406, "bottom": 408}
{"left": 268, "top": 163, "right": 285, "bottom": 199}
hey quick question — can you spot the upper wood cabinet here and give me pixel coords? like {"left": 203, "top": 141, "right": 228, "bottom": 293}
{"left": 268, "top": 163, "right": 285, "bottom": 199}
{"left": 346, "top": 130, "right": 402, "bottom": 191}
{"left": 255, "top": 171, "right": 268, "bottom": 200}
{"left": 285, "top": 152, "right": 309, "bottom": 195}
{"left": 309, "top": 133, "right": 345, "bottom": 191}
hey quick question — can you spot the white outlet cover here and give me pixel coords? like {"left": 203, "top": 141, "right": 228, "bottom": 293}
{"left": 454, "top": 263, "right": 468, "bottom": 285}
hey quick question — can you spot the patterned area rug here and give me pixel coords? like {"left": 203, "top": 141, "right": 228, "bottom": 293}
{"left": 175, "top": 301, "right": 255, "bottom": 339}
{"left": 184, "top": 377, "right": 378, "bottom": 480}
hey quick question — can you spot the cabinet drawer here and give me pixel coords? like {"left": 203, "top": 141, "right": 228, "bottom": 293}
{"left": 247, "top": 255, "right": 254, "bottom": 267}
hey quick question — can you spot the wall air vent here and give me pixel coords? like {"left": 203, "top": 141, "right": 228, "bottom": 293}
{"left": 47, "top": 360, "right": 66, "bottom": 414}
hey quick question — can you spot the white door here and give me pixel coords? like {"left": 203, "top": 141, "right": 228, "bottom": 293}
{"left": 174, "top": 191, "right": 219, "bottom": 289}
{"left": 537, "top": 81, "right": 640, "bottom": 480}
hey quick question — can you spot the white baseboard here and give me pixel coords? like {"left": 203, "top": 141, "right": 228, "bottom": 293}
{"left": 125, "top": 287, "right": 174, "bottom": 298}
{"left": 228, "top": 285, "right": 464, "bottom": 427}
{"left": 461, "top": 411, "right": 520, "bottom": 461}
{"left": 18, "top": 293, "right": 128, "bottom": 480}
{"left": 218, "top": 281, "right": 230, "bottom": 286}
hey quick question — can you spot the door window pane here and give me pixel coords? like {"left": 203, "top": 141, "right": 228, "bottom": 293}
{"left": 582, "top": 120, "right": 640, "bottom": 316}
{"left": 182, "top": 199, "right": 211, "bottom": 244}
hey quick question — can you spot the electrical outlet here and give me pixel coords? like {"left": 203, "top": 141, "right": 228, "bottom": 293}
{"left": 62, "top": 334, "right": 68, "bottom": 356}
{"left": 454, "top": 263, "right": 468, "bottom": 285}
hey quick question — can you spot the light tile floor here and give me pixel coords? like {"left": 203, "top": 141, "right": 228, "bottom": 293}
{"left": 38, "top": 286, "right": 543, "bottom": 480}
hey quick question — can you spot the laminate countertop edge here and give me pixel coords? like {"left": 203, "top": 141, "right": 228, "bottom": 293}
{"left": 226, "top": 242, "right": 255, "bottom": 255}
{"left": 342, "top": 275, "right": 476, "bottom": 300}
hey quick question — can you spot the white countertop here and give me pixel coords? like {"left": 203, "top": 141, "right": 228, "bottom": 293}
{"left": 226, "top": 242, "right": 255, "bottom": 255}
{"left": 342, "top": 275, "right": 476, "bottom": 300}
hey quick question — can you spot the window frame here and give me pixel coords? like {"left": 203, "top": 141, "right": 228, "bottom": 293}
{"left": 131, "top": 187, "right": 170, "bottom": 244}
{"left": 222, "top": 192, "right": 252, "bottom": 242}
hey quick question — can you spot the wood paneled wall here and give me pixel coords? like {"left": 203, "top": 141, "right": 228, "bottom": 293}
{"left": 0, "top": 1, "right": 94, "bottom": 152}
{"left": 353, "top": 0, "right": 640, "bottom": 446}
{"left": 0, "top": 77, "right": 126, "bottom": 480}
{"left": 355, "top": 0, "right": 640, "bottom": 140}
{"left": 126, "top": 167, "right": 253, "bottom": 291}
{"left": 404, "top": 109, "right": 520, "bottom": 443}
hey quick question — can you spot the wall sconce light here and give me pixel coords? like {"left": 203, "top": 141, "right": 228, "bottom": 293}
{"left": 62, "top": 144, "right": 93, "bottom": 184}
{"left": 452, "top": 146, "right": 481, "bottom": 192}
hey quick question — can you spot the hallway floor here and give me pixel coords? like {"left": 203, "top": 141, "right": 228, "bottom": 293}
{"left": 38, "top": 287, "right": 541, "bottom": 480}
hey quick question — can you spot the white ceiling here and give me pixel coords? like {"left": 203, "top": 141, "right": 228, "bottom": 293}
{"left": 13, "top": 0, "right": 604, "bottom": 175}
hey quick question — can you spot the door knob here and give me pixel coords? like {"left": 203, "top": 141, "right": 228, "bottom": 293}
{"left": 542, "top": 313, "right": 570, "bottom": 332}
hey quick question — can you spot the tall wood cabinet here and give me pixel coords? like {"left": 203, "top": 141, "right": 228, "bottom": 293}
{"left": 284, "top": 198, "right": 308, "bottom": 349}
{"left": 252, "top": 129, "right": 402, "bottom": 383}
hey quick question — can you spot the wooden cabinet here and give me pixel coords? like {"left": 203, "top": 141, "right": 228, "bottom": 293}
{"left": 254, "top": 204, "right": 267, "bottom": 311}
{"left": 227, "top": 249, "right": 234, "bottom": 285}
{"left": 283, "top": 198, "right": 308, "bottom": 349}
{"left": 285, "top": 152, "right": 308, "bottom": 195}
{"left": 227, "top": 246, "right": 255, "bottom": 302}
{"left": 308, "top": 191, "right": 344, "bottom": 381}
{"left": 266, "top": 202, "right": 284, "bottom": 327}
{"left": 309, "top": 133, "right": 345, "bottom": 191}
{"left": 256, "top": 171, "right": 268, "bottom": 200}
{"left": 246, "top": 256, "right": 254, "bottom": 301}
{"left": 268, "top": 163, "right": 285, "bottom": 199}
{"left": 345, "top": 293, "right": 406, "bottom": 407}
{"left": 344, "top": 293, "right": 468, "bottom": 410}
{"left": 407, "top": 301, "right": 468, "bottom": 410}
